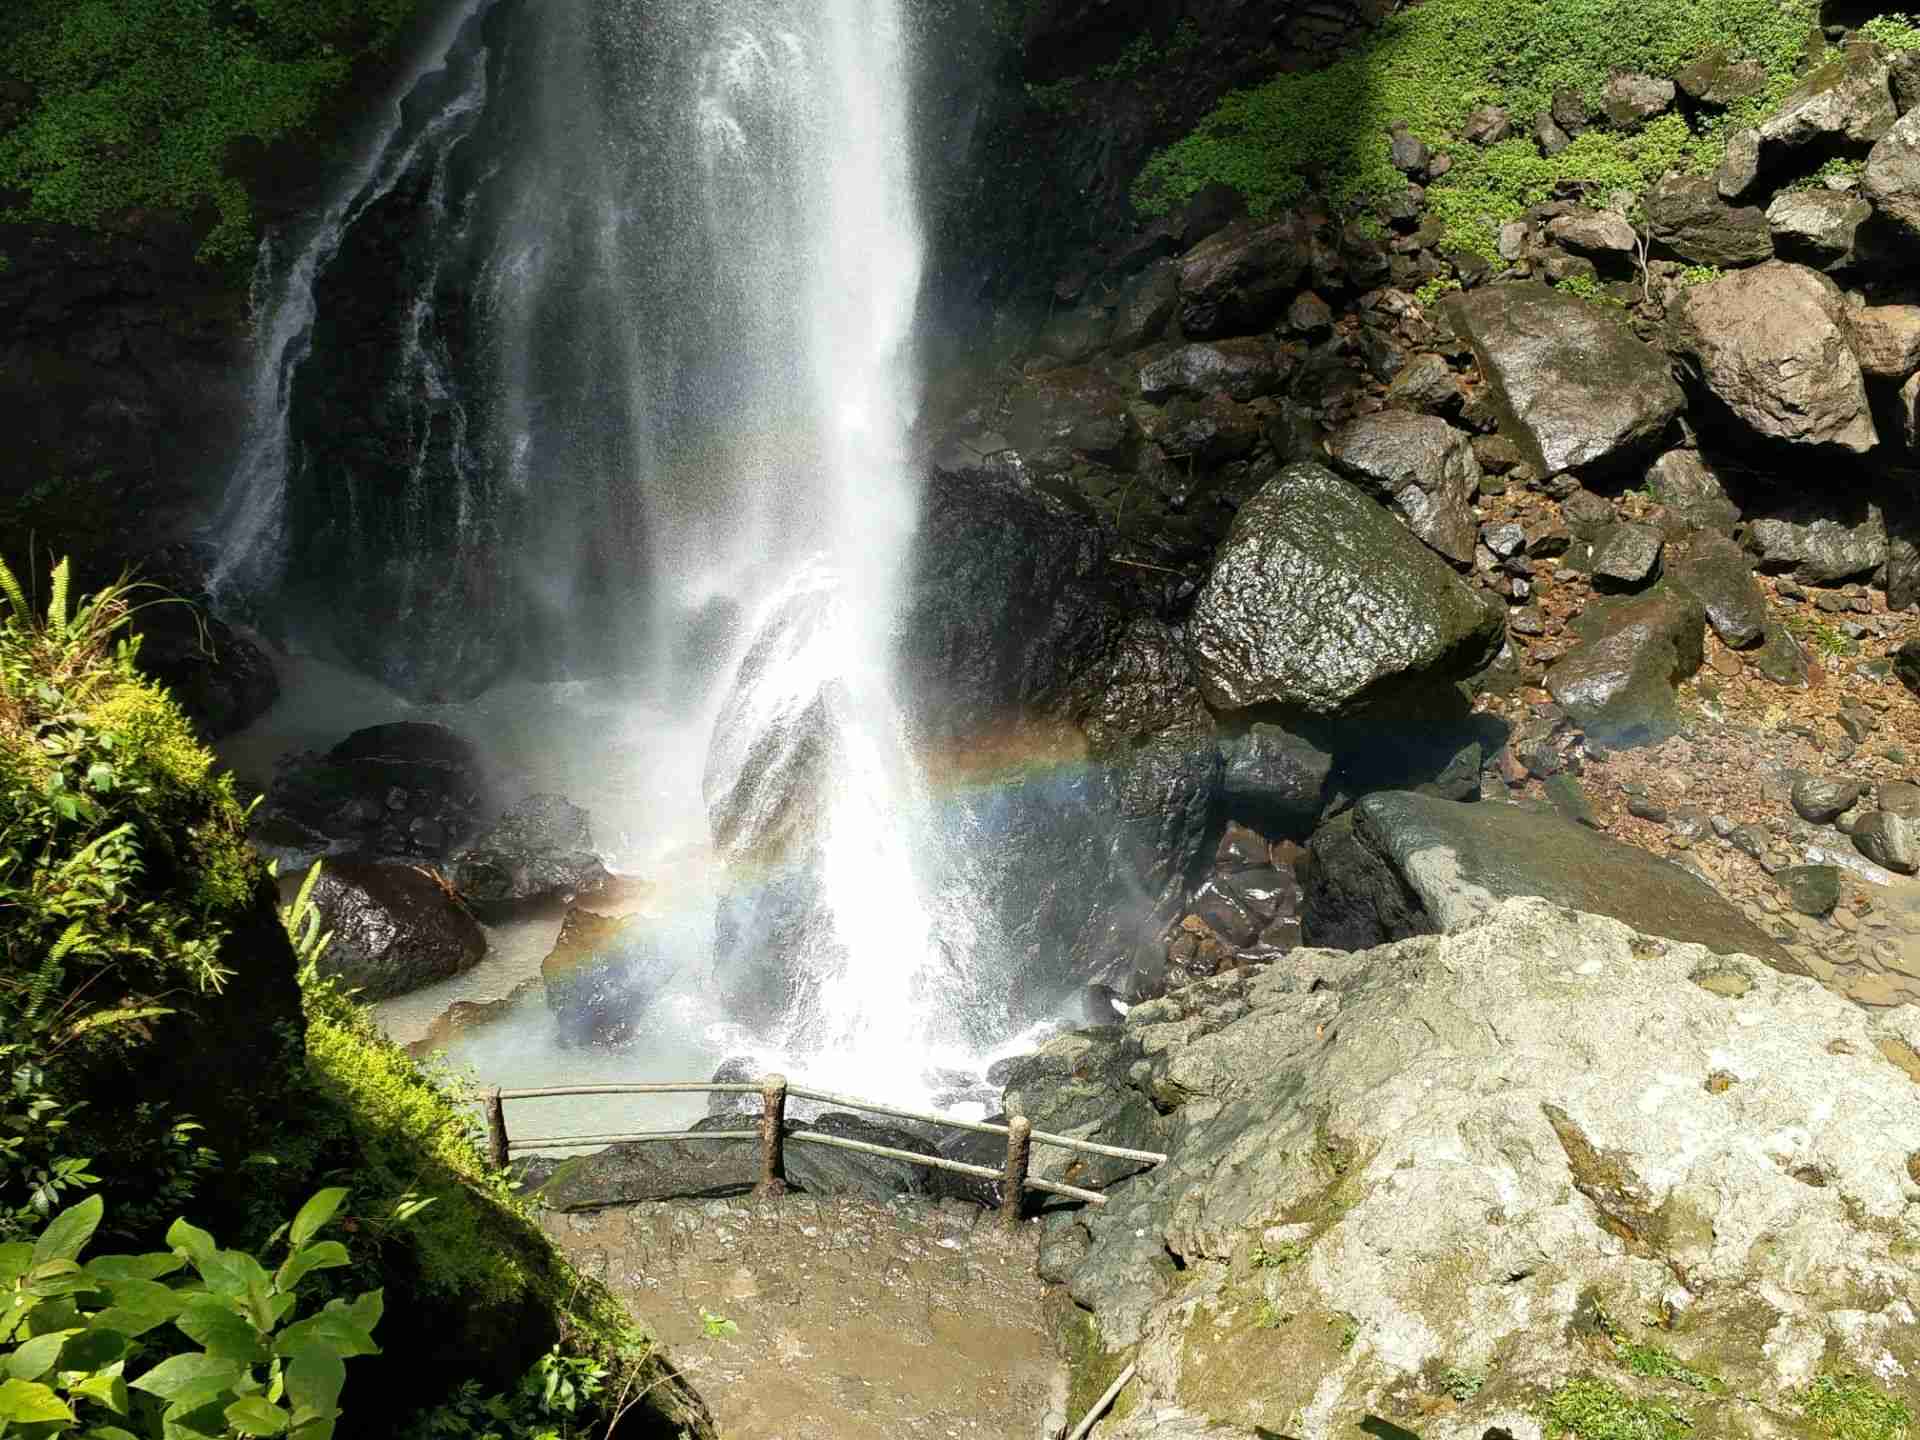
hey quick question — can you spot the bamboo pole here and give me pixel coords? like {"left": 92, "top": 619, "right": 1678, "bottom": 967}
{"left": 756, "top": 1074, "right": 788, "bottom": 1199}
{"left": 1065, "top": 1363, "right": 1136, "bottom": 1440}
{"left": 1001, "top": 1116, "right": 1033, "bottom": 1230}
{"left": 485, "top": 1088, "right": 509, "bottom": 1169}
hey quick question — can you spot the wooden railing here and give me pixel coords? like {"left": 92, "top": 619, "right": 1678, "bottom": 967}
{"left": 485, "top": 1074, "right": 1166, "bottom": 1228}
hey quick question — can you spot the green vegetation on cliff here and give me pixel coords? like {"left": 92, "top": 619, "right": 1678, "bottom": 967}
{"left": 0, "top": 0, "right": 429, "bottom": 263}
{"left": 1133, "top": 0, "right": 1822, "bottom": 255}
{"left": 0, "top": 558, "right": 709, "bottom": 1436}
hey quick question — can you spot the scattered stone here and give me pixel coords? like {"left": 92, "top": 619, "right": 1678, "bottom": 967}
{"left": 1178, "top": 218, "right": 1309, "bottom": 337}
{"left": 1389, "top": 127, "right": 1431, "bottom": 176}
{"left": 1464, "top": 104, "right": 1513, "bottom": 145}
{"left": 1603, "top": 72, "right": 1676, "bottom": 127}
{"left": 1759, "top": 44, "right": 1898, "bottom": 158}
{"left": 1895, "top": 637, "right": 1920, "bottom": 696}
{"left": 1108, "top": 261, "right": 1180, "bottom": 351}
{"left": 1669, "top": 262, "right": 1878, "bottom": 453}
{"left": 1138, "top": 340, "right": 1282, "bottom": 403}
{"left": 1753, "top": 622, "right": 1811, "bottom": 686}
{"left": 1535, "top": 110, "right": 1571, "bottom": 156}
{"left": 1845, "top": 304, "right": 1920, "bottom": 379}
{"left": 1286, "top": 290, "right": 1334, "bottom": 334}
{"left": 1744, "top": 504, "right": 1886, "bottom": 584}
{"left": 1544, "top": 587, "right": 1706, "bottom": 747}
{"left": 1865, "top": 83, "right": 1920, "bottom": 234}
{"left": 1627, "top": 795, "right": 1669, "bottom": 823}
{"left": 1445, "top": 283, "right": 1684, "bottom": 477}
{"left": 1778, "top": 864, "right": 1843, "bottom": 916}
{"left": 1325, "top": 411, "right": 1482, "bottom": 564}
{"left": 1716, "top": 127, "right": 1762, "bottom": 200}
{"left": 1590, "top": 523, "right": 1664, "bottom": 590}
{"left": 1186, "top": 464, "right": 1503, "bottom": 713}
{"left": 1220, "top": 722, "right": 1335, "bottom": 839}
{"left": 1668, "top": 807, "right": 1713, "bottom": 842}
{"left": 1666, "top": 532, "right": 1768, "bottom": 648}
{"left": 1676, "top": 51, "right": 1770, "bottom": 108}
{"left": 1791, "top": 775, "right": 1866, "bottom": 824}
{"left": 1644, "top": 450, "right": 1741, "bottom": 535}
{"left": 1881, "top": 780, "right": 1920, "bottom": 818}
{"left": 1546, "top": 210, "right": 1638, "bottom": 257}
{"left": 1384, "top": 352, "right": 1464, "bottom": 413}
{"left": 1645, "top": 173, "right": 1774, "bottom": 268}
{"left": 1853, "top": 810, "right": 1919, "bottom": 875}
{"left": 1550, "top": 88, "right": 1592, "bottom": 136}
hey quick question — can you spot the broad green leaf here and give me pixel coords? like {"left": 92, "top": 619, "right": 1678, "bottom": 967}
{"left": 161, "top": 1397, "right": 233, "bottom": 1438}
{"left": 283, "top": 1348, "right": 343, "bottom": 1422}
{"left": 130, "top": 1352, "right": 245, "bottom": 1405}
{"left": 288, "top": 1419, "right": 335, "bottom": 1440}
{"left": 340, "top": 1291, "right": 381, "bottom": 1338}
{"left": 6, "top": 1328, "right": 76, "bottom": 1380}
{"left": 31, "top": 1194, "right": 102, "bottom": 1266}
{"left": 287, "top": 1191, "right": 347, "bottom": 1253}
{"left": 85, "top": 1426, "right": 140, "bottom": 1440}
{"left": 87, "top": 1253, "right": 184, "bottom": 1283}
{"left": 95, "top": 1278, "right": 186, "bottom": 1337}
{"left": 273, "top": 1243, "right": 348, "bottom": 1295}
{"left": 268, "top": 1293, "right": 298, "bottom": 1327}
{"left": 26, "top": 1298, "right": 84, "bottom": 1334}
{"left": 272, "top": 1310, "right": 377, "bottom": 1361}
{"left": 0, "top": 1376, "right": 74, "bottom": 1423}
{"left": 70, "top": 1369, "right": 130, "bottom": 1414}
{"left": 226, "top": 1396, "right": 291, "bottom": 1436}
{"left": 0, "top": 1243, "right": 35, "bottom": 1283}
{"left": 174, "top": 1299, "right": 268, "bottom": 1363}
{"left": 165, "top": 1219, "right": 217, "bottom": 1271}
{"left": 60, "top": 1325, "right": 129, "bottom": 1371}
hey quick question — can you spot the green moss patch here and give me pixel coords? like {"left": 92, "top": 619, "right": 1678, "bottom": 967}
{"left": 1797, "top": 1373, "right": 1914, "bottom": 1440}
{"left": 1544, "top": 1377, "right": 1696, "bottom": 1440}
{"left": 0, "top": 0, "right": 428, "bottom": 263}
{"left": 1133, "top": 0, "right": 1821, "bottom": 255}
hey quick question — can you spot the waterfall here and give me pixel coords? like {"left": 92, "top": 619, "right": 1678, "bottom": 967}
{"left": 214, "top": 0, "right": 990, "bottom": 1102}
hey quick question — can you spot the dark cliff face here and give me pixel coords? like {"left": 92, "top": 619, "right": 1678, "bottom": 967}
{"left": 917, "top": 0, "right": 1389, "bottom": 332}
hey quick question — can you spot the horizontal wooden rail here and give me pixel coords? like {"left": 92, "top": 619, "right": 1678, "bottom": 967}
{"left": 483, "top": 1072, "right": 1163, "bottom": 1226}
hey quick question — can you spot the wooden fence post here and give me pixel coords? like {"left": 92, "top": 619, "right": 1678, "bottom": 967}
{"left": 1000, "top": 1114, "right": 1032, "bottom": 1230}
{"left": 755, "top": 1074, "right": 788, "bottom": 1199}
{"left": 486, "top": 1088, "right": 509, "bottom": 1170}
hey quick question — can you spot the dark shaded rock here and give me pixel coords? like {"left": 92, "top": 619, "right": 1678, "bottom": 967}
{"left": 452, "top": 794, "right": 610, "bottom": 917}
{"left": 1445, "top": 283, "right": 1684, "bottom": 477}
{"left": 1177, "top": 217, "right": 1309, "bottom": 338}
{"left": 1896, "top": 637, "right": 1920, "bottom": 695}
{"left": 1676, "top": 51, "right": 1769, "bottom": 108}
{"left": 1190, "top": 880, "right": 1260, "bottom": 946}
{"left": 1551, "top": 88, "right": 1592, "bottom": 136}
{"left": 1036, "top": 302, "right": 1115, "bottom": 364}
{"left": 899, "top": 465, "right": 1126, "bottom": 749}
{"left": 1744, "top": 503, "right": 1886, "bottom": 584}
{"left": 1003, "top": 366, "right": 1137, "bottom": 473}
{"left": 1544, "top": 587, "right": 1706, "bottom": 747}
{"left": 1852, "top": 810, "right": 1918, "bottom": 875}
{"left": 1590, "top": 523, "right": 1664, "bottom": 590}
{"left": 1535, "top": 110, "right": 1572, "bottom": 156}
{"left": 1767, "top": 189, "right": 1872, "bottom": 270}
{"left": 543, "top": 907, "right": 678, "bottom": 1047}
{"left": 1220, "top": 722, "right": 1335, "bottom": 839}
{"left": 309, "top": 861, "right": 485, "bottom": 1001}
{"left": 1287, "top": 290, "right": 1334, "bottom": 334}
{"left": 1389, "top": 127, "right": 1431, "bottom": 176}
{"left": 1186, "top": 464, "right": 1504, "bottom": 714}
{"left": 1670, "top": 263, "right": 1877, "bottom": 452}
{"left": 1645, "top": 173, "right": 1774, "bottom": 268}
{"left": 250, "top": 721, "right": 486, "bottom": 869}
{"left": 1843, "top": 304, "right": 1920, "bottom": 380}
{"left": 1077, "top": 617, "right": 1213, "bottom": 752}
{"left": 130, "top": 606, "right": 279, "bottom": 741}
{"left": 1791, "top": 775, "right": 1866, "bottom": 824}
{"left": 1666, "top": 532, "right": 1768, "bottom": 647}
{"left": 1645, "top": 450, "right": 1741, "bottom": 534}
{"left": 1753, "top": 621, "right": 1811, "bottom": 686}
{"left": 1603, "top": 73, "right": 1675, "bottom": 127}
{"left": 1302, "top": 791, "right": 1794, "bottom": 968}
{"left": 1384, "top": 353, "right": 1464, "bottom": 414}
{"left": 1155, "top": 394, "right": 1262, "bottom": 466}
{"left": 1138, "top": 340, "right": 1280, "bottom": 403}
{"left": 1325, "top": 411, "right": 1481, "bottom": 563}
{"left": 1778, "top": 864, "right": 1842, "bottom": 917}
{"left": 1109, "top": 261, "right": 1180, "bottom": 352}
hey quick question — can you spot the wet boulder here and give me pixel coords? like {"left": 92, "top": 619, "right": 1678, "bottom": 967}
{"left": 543, "top": 907, "right": 678, "bottom": 1047}
{"left": 1666, "top": 531, "right": 1769, "bottom": 648}
{"left": 1138, "top": 340, "right": 1282, "bottom": 403}
{"left": 1645, "top": 173, "right": 1773, "bottom": 268}
{"left": 1544, "top": 586, "right": 1706, "bottom": 746}
{"left": 250, "top": 721, "right": 486, "bottom": 870}
{"left": 1219, "top": 722, "right": 1335, "bottom": 839}
{"left": 1076, "top": 617, "right": 1214, "bottom": 753}
{"left": 1109, "top": 261, "right": 1179, "bottom": 351}
{"left": 308, "top": 861, "right": 485, "bottom": 1001}
{"left": 1153, "top": 395, "right": 1262, "bottom": 467}
{"left": 1002, "top": 366, "right": 1137, "bottom": 474}
{"left": 131, "top": 607, "right": 279, "bottom": 741}
{"left": 1445, "top": 283, "right": 1684, "bottom": 478}
{"left": 452, "top": 794, "right": 610, "bottom": 917}
{"left": 1645, "top": 449, "right": 1741, "bottom": 534}
{"left": 1670, "top": 263, "right": 1877, "bottom": 452}
{"left": 1589, "top": 522, "right": 1664, "bottom": 591}
{"left": 1302, "top": 791, "right": 1793, "bottom": 968}
{"left": 1035, "top": 302, "right": 1114, "bottom": 364}
{"left": 1177, "top": 217, "right": 1309, "bottom": 337}
{"left": 1325, "top": 411, "right": 1482, "bottom": 564}
{"left": 1186, "top": 464, "right": 1503, "bottom": 714}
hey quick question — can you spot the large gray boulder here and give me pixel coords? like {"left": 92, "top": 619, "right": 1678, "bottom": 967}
{"left": 1186, "top": 464, "right": 1503, "bottom": 713}
{"left": 1177, "top": 217, "right": 1309, "bottom": 337}
{"left": 1138, "top": 340, "right": 1282, "bottom": 403}
{"left": 1544, "top": 586, "right": 1706, "bottom": 746}
{"left": 1865, "top": 98, "right": 1920, "bottom": 233}
{"left": 1757, "top": 43, "right": 1897, "bottom": 158}
{"left": 1301, "top": 791, "right": 1791, "bottom": 966}
{"left": 1445, "top": 283, "right": 1684, "bottom": 477}
{"left": 1666, "top": 531, "right": 1768, "bottom": 647}
{"left": 1670, "top": 262, "right": 1878, "bottom": 452}
{"left": 1645, "top": 449, "right": 1740, "bottom": 534}
{"left": 1744, "top": 501, "right": 1887, "bottom": 583}
{"left": 1845, "top": 304, "right": 1920, "bottom": 380}
{"left": 1051, "top": 898, "right": 1920, "bottom": 1435}
{"left": 1767, "top": 187, "right": 1872, "bottom": 270}
{"left": 1324, "top": 411, "right": 1482, "bottom": 564}
{"left": 452, "top": 793, "right": 610, "bottom": 917}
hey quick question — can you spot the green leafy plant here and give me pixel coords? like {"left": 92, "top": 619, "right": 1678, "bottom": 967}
{"left": 1250, "top": 1241, "right": 1305, "bottom": 1269}
{"left": 1544, "top": 1377, "right": 1693, "bottom": 1440}
{"left": 1441, "top": 1366, "right": 1486, "bottom": 1402}
{"left": 0, "top": 1188, "right": 379, "bottom": 1437}
{"left": 698, "top": 1311, "right": 738, "bottom": 1342}
{"left": 1415, "top": 276, "right": 1462, "bottom": 307}
{"left": 1859, "top": 12, "right": 1920, "bottom": 50}
{"left": 1617, "top": 1342, "right": 1720, "bottom": 1394}
{"left": 1795, "top": 1372, "right": 1913, "bottom": 1440}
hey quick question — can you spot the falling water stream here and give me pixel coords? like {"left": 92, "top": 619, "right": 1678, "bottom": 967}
{"left": 214, "top": 0, "right": 1050, "bottom": 1139}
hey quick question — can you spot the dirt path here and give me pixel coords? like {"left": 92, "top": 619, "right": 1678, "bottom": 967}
{"left": 542, "top": 1193, "right": 1068, "bottom": 1439}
